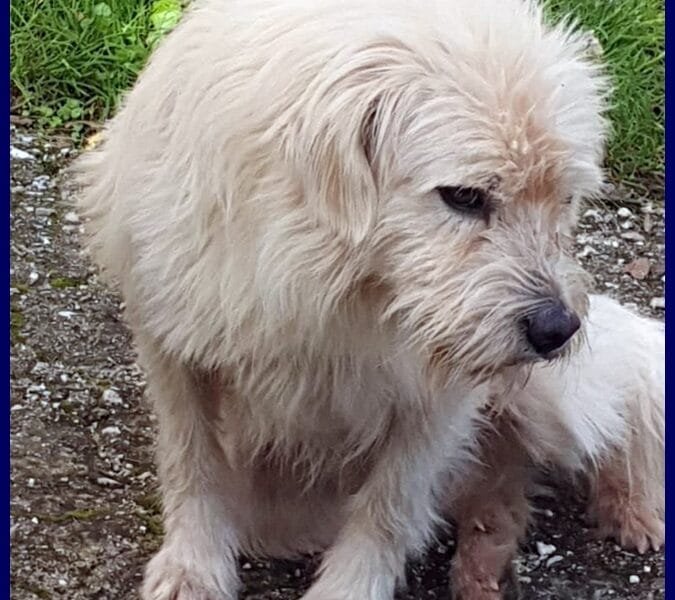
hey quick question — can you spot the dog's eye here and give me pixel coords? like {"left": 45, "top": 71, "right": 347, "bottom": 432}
{"left": 437, "top": 186, "right": 488, "bottom": 215}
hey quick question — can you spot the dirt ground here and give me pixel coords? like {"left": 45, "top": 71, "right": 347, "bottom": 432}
{"left": 10, "top": 125, "right": 665, "bottom": 600}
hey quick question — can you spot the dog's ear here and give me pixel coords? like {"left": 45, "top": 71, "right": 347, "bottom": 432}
{"left": 299, "top": 93, "right": 381, "bottom": 246}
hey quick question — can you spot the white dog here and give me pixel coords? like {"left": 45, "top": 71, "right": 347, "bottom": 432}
{"left": 73, "top": 0, "right": 612, "bottom": 598}
{"left": 448, "top": 295, "right": 664, "bottom": 599}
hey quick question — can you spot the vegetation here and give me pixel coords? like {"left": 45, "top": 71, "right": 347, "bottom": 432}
{"left": 10, "top": 0, "right": 664, "bottom": 189}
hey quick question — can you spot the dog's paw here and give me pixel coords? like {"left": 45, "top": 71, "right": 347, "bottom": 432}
{"left": 141, "top": 550, "right": 235, "bottom": 600}
{"left": 450, "top": 561, "right": 521, "bottom": 600}
{"left": 595, "top": 509, "right": 664, "bottom": 554}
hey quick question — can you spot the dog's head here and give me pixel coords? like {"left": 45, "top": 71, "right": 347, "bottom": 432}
{"left": 278, "top": 1, "right": 608, "bottom": 384}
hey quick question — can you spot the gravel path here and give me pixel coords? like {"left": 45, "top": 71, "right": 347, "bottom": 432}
{"left": 10, "top": 126, "right": 665, "bottom": 600}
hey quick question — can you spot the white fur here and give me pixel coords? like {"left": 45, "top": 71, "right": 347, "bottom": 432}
{"left": 72, "top": 1, "right": 609, "bottom": 598}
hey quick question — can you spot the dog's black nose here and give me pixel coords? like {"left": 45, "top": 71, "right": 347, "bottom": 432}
{"left": 525, "top": 301, "right": 580, "bottom": 356}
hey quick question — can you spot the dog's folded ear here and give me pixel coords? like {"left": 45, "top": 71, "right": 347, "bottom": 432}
{"left": 291, "top": 78, "right": 383, "bottom": 246}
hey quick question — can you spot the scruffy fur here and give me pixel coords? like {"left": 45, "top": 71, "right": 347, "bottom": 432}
{"left": 449, "top": 295, "right": 665, "bottom": 599}
{"left": 72, "top": 1, "right": 611, "bottom": 598}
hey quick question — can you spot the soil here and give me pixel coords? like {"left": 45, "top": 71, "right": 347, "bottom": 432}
{"left": 10, "top": 126, "right": 665, "bottom": 600}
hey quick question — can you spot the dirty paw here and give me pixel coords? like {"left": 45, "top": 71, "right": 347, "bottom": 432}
{"left": 595, "top": 507, "right": 665, "bottom": 554}
{"left": 141, "top": 550, "right": 235, "bottom": 600}
{"left": 450, "top": 561, "right": 521, "bottom": 600}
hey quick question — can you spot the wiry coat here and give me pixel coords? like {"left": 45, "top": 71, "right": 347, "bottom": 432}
{"left": 72, "top": 0, "right": 613, "bottom": 598}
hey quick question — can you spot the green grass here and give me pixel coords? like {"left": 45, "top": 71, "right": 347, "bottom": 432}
{"left": 10, "top": 0, "right": 183, "bottom": 137}
{"left": 10, "top": 0, "right": 664, "bottom": 189}
{"left": 544, "top": 0, "right": 664, "bottom": 189}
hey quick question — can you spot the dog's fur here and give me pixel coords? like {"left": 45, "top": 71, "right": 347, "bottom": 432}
{"left": 448, "top": 295, "right": 665, "bottom": 599}
{"left": 72, "top": 0, "right": 613, "bottom": 598}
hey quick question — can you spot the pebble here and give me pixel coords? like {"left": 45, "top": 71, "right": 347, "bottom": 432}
{"left": 643, "top": 565, "right": 652, "bottom": 573}
{"left": 35, "top": 207, "right": 55, "bottom": 217}
{"left": 57, "top": 310, "right": 76, "bottom": 319}
{"left": 629, "top": 575, "right": 640, "bottom": 584}
{"left": 28, "top": 271, "right": 39, "bottom": 285}
{"left": 27, "top": 478, "right": 35, "bottom": 488}
{"left": 617, "top": 207, "right": 633, "bottom": 218}
{"left": 63, "top": 211, "right": 80, "bottom": 224}
{"left": 102, "top": 388, "right": 124, "bottom": 406}
{"left": 536, "top": 542, "right": 556, "bottom": 557}
{"left": 31, "top": 175, "right": 51, "bottom": 191}
{"left": 621, "top": 231, "right": 646, "bottom": 242}
{"left": 650, "top": 297, "right": 665, "bottom": 310}
{"left": 101, "top": 425, "right": 121, "bottom": 436}
{"left": 96, "top": 476, "right": 121, "bottom": 487}
{"left": 576, "top": 245, "right": 596, "bottom": 258}
{"left": 10, "top": 146, "right": 33, "bottom": 160}
{"left": 546, "top": 555, "right": 563, "bottom": 568}
{"left": 242, "top": 562, "right": 252, "bottom": 570}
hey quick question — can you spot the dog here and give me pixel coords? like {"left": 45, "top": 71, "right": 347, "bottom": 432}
{"left": 72, "top": 0, "right": 609, "bottom": 598}
{"left": 448, "top": 294, "right": 665, "bottom": 599}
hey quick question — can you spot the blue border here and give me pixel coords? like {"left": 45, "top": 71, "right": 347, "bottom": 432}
{"left": 665, "top": 1, "right": 671, "bottom": 596}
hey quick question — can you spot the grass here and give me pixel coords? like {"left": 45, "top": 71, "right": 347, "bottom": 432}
{"left": 544, "top": 0, "right": 664, "bottom": 190}
{"left": 10, "top": 0, "right": 664, "bottom": 190}
{"left": 10, "top": 0, "right": 183, "bottom": 137}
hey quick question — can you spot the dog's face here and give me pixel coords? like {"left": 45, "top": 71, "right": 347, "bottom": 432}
{"left": 373, "top": 106, "right": 598, "bottom": 385}
{"left": 298, "top": 18, "right": 608, "bottom": 385}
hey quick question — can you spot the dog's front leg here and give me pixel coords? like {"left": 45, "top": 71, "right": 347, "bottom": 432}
{"left": 448, "top": 416, "right": 530, "bottom": 600}
{"left": 301, "top": 413, "right": 450, "bottom": 600}
{"left": 139, "top": 346, "right": 241, "bottom": 600}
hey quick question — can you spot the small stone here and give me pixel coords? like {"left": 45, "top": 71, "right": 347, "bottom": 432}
{"left": 57, "top": 310, "right": 75, "bottom": 318}
{"left": 242, "top": 562, "right": 252, "bottom": 570}
{"left": 31, "top": 175, "right": 51, "bottom": 191}
{"left": 546, "top": 555, "right": 563, "bottom": 568}
{"left": 102, "top": 388, "right": 123, "bottom": 406}
{"left": 621, "top": 231, "right": 646, "bottom": 243}
{"left": 617, "top": 207, "right": 633, "bottom": 218}
{"left": 643, "top": 565, "right": 652, "bottom": 573}
{"left": 629, "top": 575, "right": 640, "bottom": 584}
{"left": 30, "top": 517, "right": 38, "bottom": 524}
{"left": 294, "top": 569, "right": 302, "bottom": 578}
{"left": 650, "top": 297, "right": 665, "bottom": 310}
{"left": 63, "top": 211, "right": 80, "bottom": 224}
{"left": 576, "top": 245, "right": 597, "bottom": 259}
{"left": 10, "top": 146, "right": 33, "bottom": 160}
{"left": 101, "top": 425, "right": 121, "bottom": 436}
{"left": 58, "top": 579, "right": 67, "bottom": 587}
{"left": 27, "top": 478, "right": 35, "bottom": 488}
{"left": 624, "top": 257, "right": 651, "bottom": 280}
{"left": 536, "top": 542, "right": 556, "bottom": 557}
{"left": 96, "top": 476, "right": 121, "bottom": 487}
{"left": 35, "top": 207, "right": 55, "bottom": 217}
{"left": 28, "top": 271, "right": 39, "bottom": 285}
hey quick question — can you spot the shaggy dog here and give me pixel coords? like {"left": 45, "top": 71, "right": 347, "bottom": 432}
{"left": 73, "top": 0, "right": 612, "bottom": 598}
{"left": 448, "top": 295, "right": 665, "bottom": 598}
